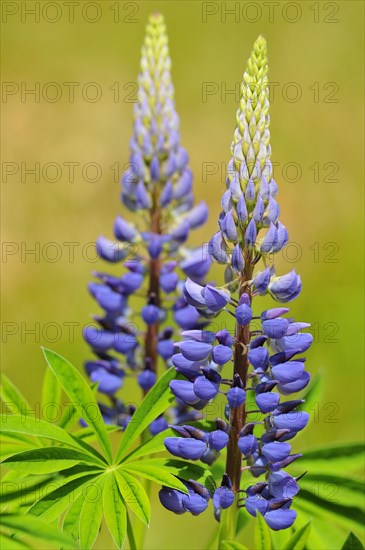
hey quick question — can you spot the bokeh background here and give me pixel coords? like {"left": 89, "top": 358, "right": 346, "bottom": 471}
{"left": 2, "top": 1, "right": 364, "bottom": 548}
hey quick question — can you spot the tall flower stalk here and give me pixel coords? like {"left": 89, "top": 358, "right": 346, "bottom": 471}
{"left": 161, "top": 36, "right": 312, "bottom": 542}
{"left": 83, "top": 13, "right": 210, "bottom": 432}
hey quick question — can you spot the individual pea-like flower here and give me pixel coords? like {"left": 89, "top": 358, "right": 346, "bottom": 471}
{"left": 213, "top": 474, "right": 235, "bottom": 515}
{"left": 164, "top": 420, "right": 229, "bottom": 465}
{"left": 83, "top": 13, "right": 211, "bottom": 432}
{"left": 159, "top": 480, "right": 210, "bottom": 516}
{"left": 163, "top": 35, "right": 312, "bottom": 532}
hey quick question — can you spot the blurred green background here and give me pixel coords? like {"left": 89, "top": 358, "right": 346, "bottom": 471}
{"left": 2, "top": 1, "right": 364, "bottom": 548}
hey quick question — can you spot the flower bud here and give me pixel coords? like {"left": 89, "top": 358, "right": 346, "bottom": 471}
{"left": 244, "top": 218, "right": 257, "bottom": 247}
{"left": 252, "top": 266, "right": 271, "bottom": 294}
{"left": 235, "top": 303, "right": 253, "bottom": 326}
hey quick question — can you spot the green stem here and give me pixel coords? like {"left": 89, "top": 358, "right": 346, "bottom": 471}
{"left": 218, "top": 497, "right": 240, "bottom": 546}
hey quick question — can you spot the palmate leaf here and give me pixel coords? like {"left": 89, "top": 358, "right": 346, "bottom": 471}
{"left": 342, "top": 532, "right": 365, "bottom": 549}
{"left": 254, "top": 512, "right": 272, "bottom": 550}
{"left": 0, "top": 437, "right": 37, "bottom": 461}
{"left": 282, "top": 521, "right": 311, "bottom": 550}
{"left": 0, "top": 414, "right": 106, "bottom": 465}
{"left": 2, "top": 446, "right": 105, "bottom": 474}
{"left": 122, "top": 427, "right": 176, "bottom": 462}
{"left": 42, "top": 348, "right": 112, "bottom": 461}
{"left": 121, "top": 458, "right": 189, "bottom": 493}
{"left": 28, "top": 474, "right": 99, "bottom": 522}
{"left": 103, "top": 473, "right": 127, "bottom": 549}
{"left": 115, "top": 367, "right": 178, "bottom": 463}
{"left": 74, "top": 423, "right": 120, "bottom": 441}
{"left": 115, "top": 470, "right": 151, "bottom": 526}
{"left": 1, "top": 475, "right": 52, "bottom": 506}
{"left": 0, "top": 356, "right": 194, "bottom": 549}
{"left": 79, "top": 475, "right": 105, "bottom": 549}
{"left": 1, "top": 413, "right": 81, "bottom": 451}
{"left": 0, "top": 512, "right": 75, "bottom": 549}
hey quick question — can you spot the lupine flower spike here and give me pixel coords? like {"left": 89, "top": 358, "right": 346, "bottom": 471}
{"left": 83, "top": 13, "right": 211, "bottom": 431}
{"left": 162, "top": 36, "right": 312, "bottom": 531}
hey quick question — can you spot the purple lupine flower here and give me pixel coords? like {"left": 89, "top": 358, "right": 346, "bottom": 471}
{"left": 83, "top": 13, "right": 211, "bottom": 432}
{"left": 163, "top": 35, "right": 312, "bottom": 533}
{"left": 213, "top": 475, "right": 235, "bottom": 512}
{"left": 159, "top": 480, "right": 210, "bottom": 516}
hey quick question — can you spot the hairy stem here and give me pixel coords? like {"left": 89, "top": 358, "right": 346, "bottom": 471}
{"left": 219, "top": 256, "right": 254, "bottom": 545}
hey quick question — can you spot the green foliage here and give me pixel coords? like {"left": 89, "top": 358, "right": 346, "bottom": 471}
{"left": 254, "top": 512, "right": 272, "bottom": 550}
{"left": 221, "top": 541, "right": 249, "bottom": 550}
{"left": 0, "top": 349, "right": 212, "bottom": 549}
{"left": 282, "top": 522, "right": 311, "bottom": 550}
{"left": 1, "top": 353, "right": 364, "bottom": 550}
{"left": 114, "top": 366, "right": 178, "bottom": 462}
{"left": 341, "top": 533, "right": 365, "bottom": 550}
{"left": 42, "top": 347, "right": 113, "bottom": 461}
{"left": 0, "top": 512, "right": 76, "bottom": 549}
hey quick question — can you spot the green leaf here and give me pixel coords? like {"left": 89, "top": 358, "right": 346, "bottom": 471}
{"left": 342, "top": 532, "right": 365, "bottom": 550}
{"left": 42, "top": 347, "right": 112, "bottom": 462}
{"left": 2, "top": 446, "right": 104, "bottom": 474}
{"left": 301, "top": 473, "right": 364, "bottom": 495}
{"left": 254, "top": 512, "right": 271, "bottom": 550}
{"left": 121, "top": 458, "right": 189, "bottom": 493}
{"left": 302, "top": 443, "right": 364, "bottom": 462}
{"left": 79, "top": 475, "right": 105, "bottom": 549}
{"left": 103, "top": 473, "right": 127, "bottom": 549}
{"left": 41, "top": 369, "right": 62, "bottom": 420}
{"left": 298, "top": 373, "right": 323, "bottom": 413}
{"left": 122, "top": 428, "right": 176, "bottom": 462}
{"left": 62, "top": 492, "right": 84, "bottom": 541}
{"left": 299, "top": 488, "right": 365, "bottom": 527}
{"left": 0, "top": 437, "right": 36, "bottom": 460}
{"left": 282, "top": 522, "right": 311, "bottom": 550}
{"left": 74, "top": 423, "right": 120, "bottom": 441}
{"left": 0, "top": 414, "right": 99, "bottom": 459}
{"left": 1, "top": 513, "right": 75, "bottom": 548}
{"left": 0, "top": 374, "right": 31, "bottom": 415}
{"left": 156, "top": 458, "right": 216, "bottom": 493}
{"left": 28, "top": 474, "right": 98, "bottom": 522}
{"left": 115, "top": 470, "right": 151, "bottom": 526}
{"left": 236, "top": 507, "right": 250, "bottom": 535}
{"left": 1, "top": 476, "right": 50, "bottom": 506}
{"left": 221, "top": 542, "right": 248, "bottom": 550}
{"left": 126, "top": 509, "right": 137, "bottom": 550}
{"left": 58, "top": 403, "right": 77, "bottom": 430}
{"left": 0, "top": 534, "right": 32, "bottom": 549}
{"left": 1, "top": 415, "right": 105, "bottom": 463}
{"left": 115, "top": 367, "right": 177, "bottom": 463}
